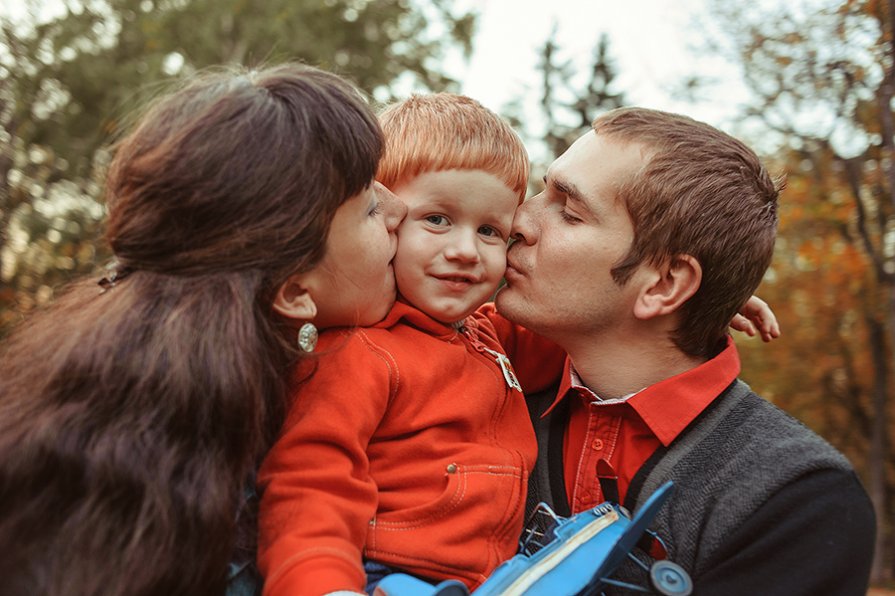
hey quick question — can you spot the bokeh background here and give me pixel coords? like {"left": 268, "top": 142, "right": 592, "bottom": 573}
{"left": 1, "top": 0, "right": 892, "bottom": 588}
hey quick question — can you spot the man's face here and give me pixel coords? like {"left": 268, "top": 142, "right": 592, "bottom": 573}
{"left": 496, "top": 131, "right": 646, "bottom": 343}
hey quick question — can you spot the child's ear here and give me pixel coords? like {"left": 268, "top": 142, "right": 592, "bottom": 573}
{"left": 633, "top": 255, "right": 702, "bottom": 320}
{"left": 273, "top": 273, "right": 317, "bottom": 321}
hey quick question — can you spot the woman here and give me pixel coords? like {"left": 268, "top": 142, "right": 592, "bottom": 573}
{"left": 0, "top": 63, "right": 405, "bottom": 595}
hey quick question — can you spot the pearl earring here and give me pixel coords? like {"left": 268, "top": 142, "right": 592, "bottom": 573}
{"left": 297, "top": 322, "right": 318, "bottom": 353}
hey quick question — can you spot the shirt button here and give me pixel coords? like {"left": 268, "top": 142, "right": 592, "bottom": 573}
{"left": 446, "top": 463, "right": 458, "bottom": 474}
{"left": 592, "top": 439, "right": 604, "bottom": 451}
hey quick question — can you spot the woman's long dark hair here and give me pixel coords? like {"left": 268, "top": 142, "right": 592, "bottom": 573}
{"left": 0, "top": 63, "right": 382, "bottom": 595}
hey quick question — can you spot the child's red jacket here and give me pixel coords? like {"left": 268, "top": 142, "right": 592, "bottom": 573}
{"left": 257, "top": 300, "right": 563, "bottom": 595}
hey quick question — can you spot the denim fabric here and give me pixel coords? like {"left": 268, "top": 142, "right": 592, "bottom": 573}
{"left": 363, "top": 560, "right": 395, "bottom": 595}
{"left": 227, "top": 475, "right": 262, "bottom": 596}
{"left": 226, "top": 560, "right": 262, "bottom": 596}
{"left": 364, "top": 560, "right": 436, "bottom": 595}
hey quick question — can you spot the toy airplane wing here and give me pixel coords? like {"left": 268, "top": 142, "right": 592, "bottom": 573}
{"left": 374, "top": 481, "right": 691, "bottom": 596}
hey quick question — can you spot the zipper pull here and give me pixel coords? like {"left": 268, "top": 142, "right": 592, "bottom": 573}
{"left": 483, "top": 347, "right": 523, "bottom": 392}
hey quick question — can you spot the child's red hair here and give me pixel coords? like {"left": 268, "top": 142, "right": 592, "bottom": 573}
{"left": 377, "top": 93, "right": 529, "bottom": 201}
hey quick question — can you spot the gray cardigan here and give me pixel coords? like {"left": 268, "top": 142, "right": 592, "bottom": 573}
{"left": 526, "top": 379, "right": 875, "bottom": 595}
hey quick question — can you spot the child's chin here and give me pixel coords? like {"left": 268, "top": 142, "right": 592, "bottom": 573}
{"left": 433, "top": 307, "right": 473, "bottom": 325}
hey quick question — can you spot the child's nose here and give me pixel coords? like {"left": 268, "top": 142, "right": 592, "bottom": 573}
{"left": 444, "top": 230, "right": 480, "bottom": 263}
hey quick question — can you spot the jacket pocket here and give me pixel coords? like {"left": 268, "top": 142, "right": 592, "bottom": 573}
{"left": 365, "top": 463, "right": 526, "bottom": 585}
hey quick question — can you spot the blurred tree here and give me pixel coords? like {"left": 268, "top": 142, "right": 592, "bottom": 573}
{"left": 0, "top": 0, "right": 475, "bottom": 335}
{"left": 698, "top": 0, "right": 894, "bottom": 582}
{"left": 504, "top": 29, "right": 625, "bottom": 193}
{"left": 538, "top": 29, "right": 625, "bottom": 164}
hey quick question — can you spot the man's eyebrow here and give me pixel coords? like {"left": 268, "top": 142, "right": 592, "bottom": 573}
{"left": 545, "top": 175, "right": 587, "bottom": 205}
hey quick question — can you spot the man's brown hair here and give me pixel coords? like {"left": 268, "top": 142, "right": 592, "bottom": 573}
{"left": 376, "top": 93, "right": 529, "bottom": 201}
{"left": 594, "top": 107, "right": 781, "bottom": 358}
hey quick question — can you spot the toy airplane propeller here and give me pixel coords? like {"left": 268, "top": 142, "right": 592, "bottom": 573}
{"left": 374, "top": 482, "right": 691, "bottom": 596}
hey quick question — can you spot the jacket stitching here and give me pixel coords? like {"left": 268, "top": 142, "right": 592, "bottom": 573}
{"left": 372, "top": 467, "right": 523, "bottom": 530}
{"left": 356, "top": 329, "right": 400, "bottom": 404}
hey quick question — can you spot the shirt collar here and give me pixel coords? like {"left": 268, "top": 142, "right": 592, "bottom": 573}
{"left": 569, "top": 365, "right": 640, "bottom": 403}
{"left": 543, "top": 337, "right": 741, "bottom": 446}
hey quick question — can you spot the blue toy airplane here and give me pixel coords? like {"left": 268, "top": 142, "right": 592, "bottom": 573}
{"left": 374, "top": 481, "right": 691, "bottom": 596}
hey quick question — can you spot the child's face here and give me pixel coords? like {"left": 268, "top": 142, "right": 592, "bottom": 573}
{"left": 391, "top": 170, "right": 519, "bottom": 323}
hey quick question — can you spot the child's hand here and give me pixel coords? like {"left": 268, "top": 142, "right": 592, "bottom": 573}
{"left": 730, "top": 295, "right": 781, "bottom": 342}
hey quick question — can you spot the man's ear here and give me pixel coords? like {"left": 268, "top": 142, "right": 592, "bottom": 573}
{"left": 633, "top": 254, "right": 702, "bottom": 320}
{"left": 272, "top": 273, "right": 317, "bottom": 322}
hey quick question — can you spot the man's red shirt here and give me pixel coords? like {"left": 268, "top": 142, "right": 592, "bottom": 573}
{"left": 542, "top": 337, "right": 741, "bottom": 512}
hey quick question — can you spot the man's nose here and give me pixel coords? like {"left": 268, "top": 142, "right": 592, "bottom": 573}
{"left": 510, "top": 192, "right": 542, "bottom": 244}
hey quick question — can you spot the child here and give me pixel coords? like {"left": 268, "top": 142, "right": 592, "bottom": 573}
{"left": 257, "top": 93, "right": 558, "bottom": 595}
{"left": 256, "top": 94, "right": 777, "bottom": 596}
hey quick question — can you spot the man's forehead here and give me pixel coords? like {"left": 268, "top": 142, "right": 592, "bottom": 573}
{"left": 547, "top": 131, "right": 644, "bottom": 198}
{"left": 545, "top": 134, "right": 599, "bottom": 194}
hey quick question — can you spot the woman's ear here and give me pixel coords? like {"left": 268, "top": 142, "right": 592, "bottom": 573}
{"left": 272, "top": 274, "right": 317, "bottom": 322}
{"left": 633, "top": 254, "right": 702, "bottom": 320}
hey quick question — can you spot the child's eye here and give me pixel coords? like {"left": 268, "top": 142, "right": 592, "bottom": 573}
{"left": 368, "top": 201, "right": 382, "bottom": 216}
{"left": 478, "top": 225, "right": 501, "bottom": 239}
{"left": 425, "top": 214, "right": 449, "bottom": 226}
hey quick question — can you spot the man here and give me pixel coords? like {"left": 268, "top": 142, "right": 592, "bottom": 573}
{"left": 497, "top": 107, "right": 875, "bottom": 594}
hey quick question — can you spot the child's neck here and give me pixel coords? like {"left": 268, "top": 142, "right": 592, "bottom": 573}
{"left": 449, "top": 318, "right": 466, "bottom": 330}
